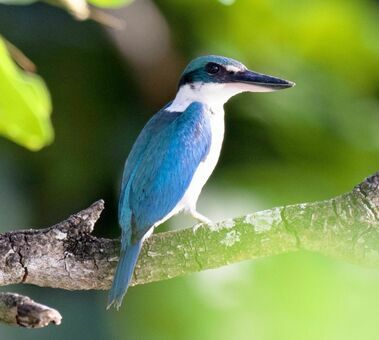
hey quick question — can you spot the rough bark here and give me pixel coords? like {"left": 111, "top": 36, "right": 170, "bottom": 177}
{"left": 0, "top": 172, "right": 378, "bottom": 327}
{"left": 0, "top": 200, "right": 115, "bottom": 290}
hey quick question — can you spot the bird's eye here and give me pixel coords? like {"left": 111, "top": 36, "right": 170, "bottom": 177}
{"left": 206, "top": 63, "right": 220, "bottom": 75}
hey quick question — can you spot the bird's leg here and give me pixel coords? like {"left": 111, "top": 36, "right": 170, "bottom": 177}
{"left": 191, "top": 210, "right": 212, "bottom": 224}
{"left": 190, "top": 210, "right": 213, "bottom": 233}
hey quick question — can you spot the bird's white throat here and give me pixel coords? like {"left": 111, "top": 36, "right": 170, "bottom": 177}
{"left": 167, "top": 81, "right": 273, "bottom": 113}
{"left": 166, "top": 83, "right": 241, "bottom": 113}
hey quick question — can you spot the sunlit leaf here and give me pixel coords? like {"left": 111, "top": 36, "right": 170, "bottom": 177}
{"left": 87, "top": 0, "right": 133, "bottom": 8}
{"left": 0, "top": 37, "right": 53, "bottom": 151}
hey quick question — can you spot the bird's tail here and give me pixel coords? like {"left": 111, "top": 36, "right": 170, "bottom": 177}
{"left": 107, "top": 239, "right": 142, "bottom": 310}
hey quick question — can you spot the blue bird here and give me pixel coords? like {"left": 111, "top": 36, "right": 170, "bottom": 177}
{"left": 108, "top": 55, "right": 294, "bottom": 309}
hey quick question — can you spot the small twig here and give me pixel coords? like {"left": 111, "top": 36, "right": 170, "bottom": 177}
{"left": 89, "top": 8, "right": 126, "bottom": 30}
{"left": 0, "top": 293, "right": 61, "bottom": 328}
{"left": 3, "top": 38, "right": 36, "bottom": 73}
{"left": 46, "top": 0, "right": 126, "bottom": 29}
{"left": 47, "top": 0, "right": 90, "bottom": 20}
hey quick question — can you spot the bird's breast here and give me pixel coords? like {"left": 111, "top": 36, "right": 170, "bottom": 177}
{"left": 180, "top": 105, "right": 225, "bottom": 210}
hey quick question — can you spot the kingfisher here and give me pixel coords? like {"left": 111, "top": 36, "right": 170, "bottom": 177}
{"left": 108, "top": 55, "right": 294, "bottom": 309}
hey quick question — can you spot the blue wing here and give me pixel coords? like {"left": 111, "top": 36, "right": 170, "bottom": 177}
{"left": 119, "top": 101, "right": 211, "bottom": 245}
{"left": 119, "top": 102, "right": 180, "bottom": 190}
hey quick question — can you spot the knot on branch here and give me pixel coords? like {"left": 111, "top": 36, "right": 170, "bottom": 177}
{"left": 356, "top": 172, "right": 379, "bottom": 211}
{"left": 354, "top": 172, "right": 379, "bottom": 220}
{"left": 59, "top": 200, "right": 105, "bottom": 236}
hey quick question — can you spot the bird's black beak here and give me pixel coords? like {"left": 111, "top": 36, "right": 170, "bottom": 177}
{"left": 231, "top": 69, "right": 295, "bottom": 92}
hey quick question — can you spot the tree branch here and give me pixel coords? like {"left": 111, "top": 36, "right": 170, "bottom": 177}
{"left": 0, "top": 172, "right": 378, "bottom": 327}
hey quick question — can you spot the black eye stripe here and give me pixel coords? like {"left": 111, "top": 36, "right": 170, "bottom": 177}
{"left": 205, "top": 62, "right": 221, "bottom": 74}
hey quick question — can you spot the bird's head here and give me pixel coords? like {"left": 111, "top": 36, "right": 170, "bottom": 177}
{"left": 176, "top": 55, "right": 295, "bottom": 108}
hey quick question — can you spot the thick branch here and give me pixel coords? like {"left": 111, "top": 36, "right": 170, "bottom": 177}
{"left": 0, "top": 293, "right": 61, "bottom": 328}
{"left": 0, "top": 173, "right": 377, "bottom": 293}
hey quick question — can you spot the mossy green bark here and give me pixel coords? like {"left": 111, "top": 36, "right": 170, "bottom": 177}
{"left": 133, "top": 173, "right": 379, "bottom": 285}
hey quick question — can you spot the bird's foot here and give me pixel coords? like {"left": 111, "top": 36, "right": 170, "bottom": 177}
{"left": 191, "top": 210, "right": 212, "bottom": 224}
{"left": 192, "top": 223, "right": 202, "bottom": 233}
{"left": 190, "top": 211, "right": 213, "bottom": 233}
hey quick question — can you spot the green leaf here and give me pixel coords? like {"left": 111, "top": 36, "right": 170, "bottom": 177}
{"left": 0, "top": 37, "right": 53, "bottom": 151}
{"left": 87, "top": 0, "right": 133, "bottom": 8}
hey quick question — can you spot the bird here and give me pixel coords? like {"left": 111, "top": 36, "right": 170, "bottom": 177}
{"left": 107, "top": 55, "right": 295, "bottom": 309}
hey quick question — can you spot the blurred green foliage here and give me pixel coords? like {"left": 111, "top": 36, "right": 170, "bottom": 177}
{"left": 0, "top": 36, "right": 53, "bottom": 150}
{"left": 108, "top": 252, "right": 379, "bottom": 340}
{"left": 0, "top": 0, "right": 378, "bottom": 339}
